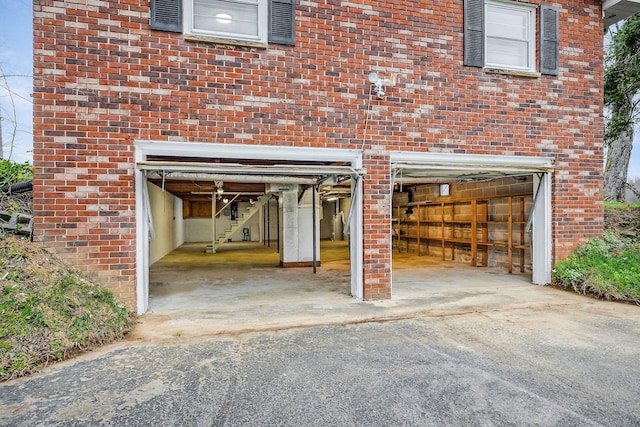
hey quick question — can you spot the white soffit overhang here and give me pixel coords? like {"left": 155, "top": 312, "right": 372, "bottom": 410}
{"left": 391, "top": 152, "right": 554, "bottom": 183}
{"left": 604, "top": 0, "right": 640, "bottom": 28}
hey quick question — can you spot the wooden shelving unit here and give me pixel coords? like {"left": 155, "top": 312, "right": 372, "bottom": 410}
{"left": 392, "top": 195, "right": 531, "bottom": 273}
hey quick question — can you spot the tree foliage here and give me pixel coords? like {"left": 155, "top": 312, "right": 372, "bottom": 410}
{"left": 604, "top": 15, "right": 640, "bottom": 201}
{"left": 604, "top": 15, "right": 640, "bottom": 142}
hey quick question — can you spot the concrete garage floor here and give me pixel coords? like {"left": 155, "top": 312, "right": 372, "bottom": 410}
{"left": 136, "top": 240, "right": 553, "bottom": 341}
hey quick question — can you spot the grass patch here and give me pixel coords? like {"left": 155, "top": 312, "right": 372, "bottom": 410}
{"left": 553, "top": 230, "right": 640, "bottom": 304}
{"left": 0, "top": 235, "right": 133, "bottom": 381}
{"left": 604, "top": 201, "right": 640, "bottom": 209}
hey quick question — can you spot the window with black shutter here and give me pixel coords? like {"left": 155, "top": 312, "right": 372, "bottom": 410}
{"left": 151, "top": 0, "right": 182, "bottom": 33}
{"left": 463, "top": 0, "right": 559, "bottom": 75}
{"left": 269, "top": 0, "right": 295, "bottom": 45}
{"left": 540, "top": 6, "right": 560, "bottom": 76}
{"left": 151, "top": 0, "right": 295, "bottom": 46}
{"left": 463, "top": 0, "right": 484, "bottom": 67}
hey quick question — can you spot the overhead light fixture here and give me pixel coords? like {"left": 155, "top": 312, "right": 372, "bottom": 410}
{"left": 215, "top": 181, "right": 224, "bottom": 200}
{"left": 222, "top": 198, "right": 229, "bottom": 203}
{"left": 368, "top": 71, "right": 396, "bottom": 99}
{"left": 215, "top": 13, "right": 232, "bottom": 24}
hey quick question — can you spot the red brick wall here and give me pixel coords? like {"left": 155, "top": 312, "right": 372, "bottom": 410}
{"left": 33, "top": 0, "right": 604, "bottom": 306}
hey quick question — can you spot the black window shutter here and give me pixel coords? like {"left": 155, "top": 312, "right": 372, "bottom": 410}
{"left": 269, "top": 0, "right": 295, "bottom": 45}
{"left": 151, "top": 0, "right": 182, "bottom": 33}
{"left": 464, "top": 0, "right": 484, "bottom": 67}
{"left": 540, "top": 6, "right": 559, "bottom": 75}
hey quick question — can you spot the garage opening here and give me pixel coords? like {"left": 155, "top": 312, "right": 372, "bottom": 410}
{"left": 134, "top": 141, "right": 364, "bottom": 315}
{"left": 390, "top": 152, "right": 553, "bottom": 297}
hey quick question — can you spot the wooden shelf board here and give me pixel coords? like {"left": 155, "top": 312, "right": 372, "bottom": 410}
{"left": 444, "top": 238, "right": 472, "bottom": 244}
{"left": 393, "top": 194, "right": 532, "bottom": 273}
{"left": 477, "top": 241, "right": 509, "bottom": 247}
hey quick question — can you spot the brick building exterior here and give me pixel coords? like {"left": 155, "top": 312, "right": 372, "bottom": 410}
{"left": 33, "top": 0, "right": 605, "bottom": 311}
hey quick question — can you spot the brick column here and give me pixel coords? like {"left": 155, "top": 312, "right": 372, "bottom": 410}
{"left": 362, "top": 150, "right": 392, "bottom": 300}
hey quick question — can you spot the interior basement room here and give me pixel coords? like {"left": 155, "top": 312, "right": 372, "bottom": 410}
{"left": 390, "top": 174, "right": 536, "bottom": 296}
{"left": 142, "top": 174, "right": 538, "bottom": 318}
{"left": 140, "top": 157, "right": 358, "bottom": 317}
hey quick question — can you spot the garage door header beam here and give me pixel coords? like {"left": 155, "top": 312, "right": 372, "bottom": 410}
{"left": 390, "top": 151, "right": 554, "bottom": 170}
{"left": 391, "top": 152, "right": 554, "bottom": 182}
{"left": 135, "top": 140, "right": 363, "bottom": 164}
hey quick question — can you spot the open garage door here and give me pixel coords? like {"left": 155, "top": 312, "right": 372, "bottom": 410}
{"left": 134, "top": 141, "right": 364, "bottom": 315}
{"left": 390, "top": 152, "right": 554, "bottom": 293}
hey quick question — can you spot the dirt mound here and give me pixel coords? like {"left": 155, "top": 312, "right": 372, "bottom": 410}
{"left": 604, "top": 205, "right": 640, "bottom": 239}
{"left": 0, "top": 235, "right": 133, "bottom": 381}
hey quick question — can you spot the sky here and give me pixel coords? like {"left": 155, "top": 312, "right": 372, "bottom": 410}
{"left": 0, "top": 1, "right": 638, "bottom": 178}
{"left": 0, "top": 0, "right": 32, "bottom": 164}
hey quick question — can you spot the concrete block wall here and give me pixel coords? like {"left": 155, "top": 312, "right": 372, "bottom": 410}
{"left": 33, "top": 0, "right": 604, "bottom": 307}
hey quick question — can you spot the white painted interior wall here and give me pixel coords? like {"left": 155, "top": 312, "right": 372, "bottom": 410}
{"left": 320, "top": 201, "right": 334, "bottom": 239}
{"left": 148, "top": 182, "right": 184, "bottom": 264}
{"left": 173, "top": 196, "right": 184, "bottom": 246}
{"left": 184, "top": 201, "right": 273, "bottom": 243}
{"left": 278, "top": 189, "right": 321, "bottom": 264}
{"left": 184, "top": 218, "right": 212, "bottom": 243}
{"left": 339, "top": 197, "right": 351, "bottom": 240}
{"left": 297, "top": 189, "right": 321, "bottom": 262}
{"left": 259, "top": 197, "right": 280, "bottom": 243}
{"left": 320, "top": 199, "right": 349, "bottom": 241}
{"left": 280, "top": 190, "right": 299, "bottom": 264}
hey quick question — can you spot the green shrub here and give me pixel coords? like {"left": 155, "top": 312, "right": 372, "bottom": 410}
{"left": 553, "top": 231, "right": 640, "bottom": 303}
{"left": 0, "top": 160, "right": 33, "bottom": 214}
{"left": 0, "top": 160, "right": 32, "bottom": 186}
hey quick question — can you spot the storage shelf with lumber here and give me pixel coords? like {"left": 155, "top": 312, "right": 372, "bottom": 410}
{"left": 392, "top": 194, "right": 531, "bottom": 273}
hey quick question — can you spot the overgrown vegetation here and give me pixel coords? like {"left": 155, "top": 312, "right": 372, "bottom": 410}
{"left": 553, "top": 203, "right": 640, "bottom": 303}
{"left": 0, "top": 235, "right": 133, "bottom": 381}
{"left": 0, "top": 160, "right": 33, "bottom": 214}
{"left": 0, "top": 160, "right": 32, "bottom": 186}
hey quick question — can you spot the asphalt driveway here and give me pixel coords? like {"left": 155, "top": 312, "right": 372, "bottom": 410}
{"left": 1, "top": 293, "right": 640, "bottom": 426}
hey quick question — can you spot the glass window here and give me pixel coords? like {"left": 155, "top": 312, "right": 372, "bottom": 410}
{"left": 485, "top": 1, "right": 536, "bottom": 71}
{"left": 186, "top": 0, "right": 267, "bottom": 42}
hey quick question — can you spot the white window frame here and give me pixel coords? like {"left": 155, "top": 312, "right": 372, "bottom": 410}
{"left": 184, "top": 0, "right": 268, "bottom": 43}
{"left": 484, "top": 0, "right": 536, "bottom": 72}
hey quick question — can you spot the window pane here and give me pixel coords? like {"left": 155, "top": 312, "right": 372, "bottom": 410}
{"left": 486, "top": 5, "right": 529, "bottom": 40}
{"left": 486, "top": 38, "right": 529, "bottom": 68}
{"left": 194, "top": 0, "right": 259, "bottom": 37}
{"left": 484, "top": 1, "right": 534, "bottom": 71}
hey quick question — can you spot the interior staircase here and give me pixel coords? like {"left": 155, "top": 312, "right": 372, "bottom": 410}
{"left": 205, "top": 192, "right": 273, "bottom": 253}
